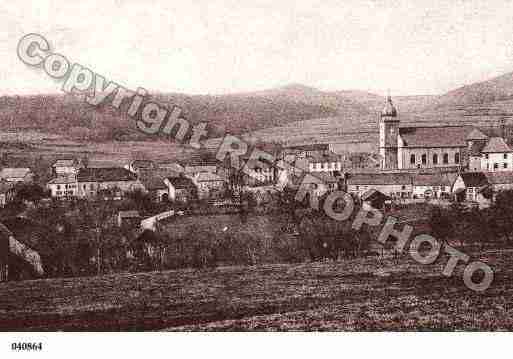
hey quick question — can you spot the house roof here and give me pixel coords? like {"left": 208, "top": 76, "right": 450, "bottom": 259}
{"left": 481, "top": 137, "right": 512, "bottom": 153}
{"left": 77, "top": 168, "right": 137, "bottom": 182}
{"left": 140, "top": 176, "right": 167, "bottom": 190}
{"left": 195, "top": 172, "right": 224, "bottom": 182}
{"left": 158, "top": 162, "right": 184, "bottom": 173}
{"left": 459, "top": 172, "right": 489, "bottom": 187}
{"left": 300, "top": 173, "right": 339, "bottom": 184}
{"left": 285, "top": 143, "right": 329, "bottom": 152}
{"left": 47, "top": 176, "right": 77, "bottom": 185}
{"left": 52, "top": 159, "right": 76, "bottom": 167}
{"left": 361, "top": 189, "right": 391, "bottom": 201}
{"left": 466, "top": 128, "right": 489, "bottom": 140}
{"left": 412, "top": 173, "right": 452, "bottom": 186}
{"left": 399, "top": 126, "right": 472, "bottom": 148}
{"left": 347, "top": 172, "right": 413, "bottom": 185}
{"left": 307, "top": 151, "right": 340, "bottom": 163}
{"left": 130, "top": 159, "right": 155, "bottom": 170}
{"left": 166, "top": 176, "right": 196, "bottom": 190}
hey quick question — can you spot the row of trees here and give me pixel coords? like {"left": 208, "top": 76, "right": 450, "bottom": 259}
{"left": 430, "top": 189, "right": 513, "bottom": 248}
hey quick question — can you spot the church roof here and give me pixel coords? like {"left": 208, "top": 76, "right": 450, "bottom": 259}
{"left": 466, "top": 128, "right": 488, "bottom": 140}
{"left": 398, "top": 126, "right": 472, "bottom": 148}
{"left": 481, "top": 137, "right": 511, "bottom": 153}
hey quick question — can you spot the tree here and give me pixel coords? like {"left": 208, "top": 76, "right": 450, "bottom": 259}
{"left": 429, "top": 207, "right": 453, "bottom": 245}
{"left": 491, "top": 189, "right": 513, "bottom": 242}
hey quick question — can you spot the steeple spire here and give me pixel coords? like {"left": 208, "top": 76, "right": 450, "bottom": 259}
{"left": 381, "top": 90, "right": 397, "bottom": 118}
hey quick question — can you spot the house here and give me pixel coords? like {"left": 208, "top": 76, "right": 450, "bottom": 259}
{"left": 412, "top": 172, "right": 454, "bottom": 199}
{"left": 117, "top": 210, "right": 141, "bottom": 228}
{"left": 242, "top": 158, "right": 276, "bottom": 187}
{"left": 346, "top": 172, "right": 413, "bottom": 198}
{"left": 361, "top": 189, "right": 391, "bottom": 210}
{"left": 307, "top": 152, "right": 343, "bottom": 174}
{"left": 46, "top": 176, "right": 78, "bottom": 200}
{"left": 192, "top": 172, "right": 226, "bottom": 199}
{"left": 140, "top": 176, "right": 169, "bottom": 202}
{"left": 0, "top": 168, "right": 34, "bottom": 183}
{"left": 480, "top": 137, "right": 513, "bottom": 172}
{"left": 453, "top": 171, "right": 513, "bottom": 203}
{"left": 76, "top": 167, "right": 144, "bottom": 199}
{"left": 0, "top": 181, "right": 16, "bottom": 207}
{"left": 51, "top": 158, "right": 82, "bottom": 177}
{"left": 125, "top": 159, "right": 156, "bottom": 175}
{"left": 452, "top": 172, "right": 490, "bottom": 203}
{"left": 163, "top": 176, "right": 197, "bottom": 202}
{"left": 298, "top": 172, "right": 339, "bottom": 198}
{"left": 184, "top": 161, "right": 218, "bottom": 177}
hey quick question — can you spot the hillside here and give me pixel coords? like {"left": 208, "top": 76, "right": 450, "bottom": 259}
{"left": 5, "top": 71, "right": 513, "bottom": 148}
{"left": 435, "top": 72, "right": 513, "bottom": 107}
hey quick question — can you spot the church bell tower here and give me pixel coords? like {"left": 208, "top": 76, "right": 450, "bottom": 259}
{"left": 379, "top": 94, "right": 399, "bottom": 170}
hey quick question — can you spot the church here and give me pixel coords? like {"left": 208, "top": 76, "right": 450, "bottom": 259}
{"left": 378, "top": 96, "right": 513, "bottom": 172}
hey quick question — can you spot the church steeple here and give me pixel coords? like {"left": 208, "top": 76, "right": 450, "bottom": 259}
{"left": 381, "top": 92, "right": 397, "bottom": 118}
{"left": 379, "top": 92, "right": 399, "bottom": 170}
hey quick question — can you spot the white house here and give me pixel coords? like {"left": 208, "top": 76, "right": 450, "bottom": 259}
{"left": 307, "top": 152, "right": 343, "bottom": 174}
{"left": 480, "top": 137, "right": 513, "bottom": 172}
{"left": 46, "top": 176, "right": 79, "bottom": 199}
{"left": 346, "top": 172, "right": 413, "bottom": 198}
{"left": 411, "top": 173, "right": 454, "bottom": 199}
{"left": 52, "top": 158, "right": 82, "bottom": 177}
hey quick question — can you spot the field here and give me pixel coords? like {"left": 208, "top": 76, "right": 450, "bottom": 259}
{"left": 0, "top": 244, "right": 511, "bottom": 331}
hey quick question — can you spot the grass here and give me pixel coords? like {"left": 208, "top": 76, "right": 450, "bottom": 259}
{"left": 0, "top": 244, "right": 511, "bottom": 331}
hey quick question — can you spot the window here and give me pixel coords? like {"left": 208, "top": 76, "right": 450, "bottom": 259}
{"left": 485, "top": 154, "right": 489, "bottom": 159}
{"left": 433, "top": 154, "right": 438, "bottom": 165}
{"left": 410, "top": 154, "right": 416, "bottom": 165}
{"left": 504, "top": 163, "right": 508, "bottom": 169}
{"left": 487, "top": 164, "right": 489, "bottom": 170}
{"left": 401, "top": 185, "right": 406, "bottom": 190}
{"left": 505, "top": 154, "right": 508, "bottom": 159}
{"left": 468, "top": 188, "right": 474, "bottom": 193}
{"left": 421, "top": 154, "right": 427, "bottom": 165}
{"left": 443, "top": 153, "right": 449, "bottom": 164}
{"left": 494, "top": 163, "right": 499, "bottom": 170}
{"left": 455, "top": 153, "right": 460, "bottom": 164}
{"left": 56, "top": 185, "right": 61, "bottom": 190}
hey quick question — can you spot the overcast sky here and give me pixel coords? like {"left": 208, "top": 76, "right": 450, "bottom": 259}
{"left": 2, "top": 0, "right": 513, "bottom": 96}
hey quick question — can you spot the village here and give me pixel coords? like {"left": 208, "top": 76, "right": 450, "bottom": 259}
{"left": 1, "top": 95, "right": 513, "bottom": 283}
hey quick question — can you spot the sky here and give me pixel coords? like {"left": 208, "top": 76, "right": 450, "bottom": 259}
{"left": 2, "top": 0, "right": 513, "bottom": 96}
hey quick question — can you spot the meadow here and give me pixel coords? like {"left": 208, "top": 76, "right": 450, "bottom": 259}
{"left": 0, "top": 244, "right": 509, "bottom": 331}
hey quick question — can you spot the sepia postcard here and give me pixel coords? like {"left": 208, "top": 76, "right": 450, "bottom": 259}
{"left": 0, "top": 0, "right": 512, "bottom": 356}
